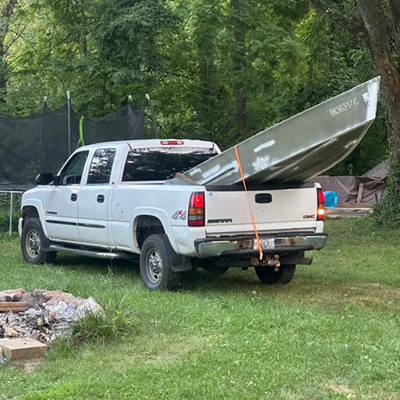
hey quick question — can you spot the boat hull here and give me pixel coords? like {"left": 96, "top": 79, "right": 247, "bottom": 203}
{"left": 182, "top": 77, "right": 380, "bottom": 185}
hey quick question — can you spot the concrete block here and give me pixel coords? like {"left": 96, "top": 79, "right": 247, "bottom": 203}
{"left": 0, "top": 338, "right": 47, "bottom": 360}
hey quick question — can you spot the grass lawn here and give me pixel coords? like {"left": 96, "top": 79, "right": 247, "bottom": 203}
{"left": 0, "top": 217, "right": 399, "bottom": 399}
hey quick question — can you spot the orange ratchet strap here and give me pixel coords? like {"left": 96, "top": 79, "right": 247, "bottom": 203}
{"left": 234, "top": 145, "right": 263, "bottom": 260}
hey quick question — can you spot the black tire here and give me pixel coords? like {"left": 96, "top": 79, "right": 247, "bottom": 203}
{"left": 140, "top": 234, "right": 180, "bottom": 291}
{"left": 21, "top": 218, "right": 57, "bottom": 264}
{"left": 255, "top": 264, "right": 296, "bottom": 285}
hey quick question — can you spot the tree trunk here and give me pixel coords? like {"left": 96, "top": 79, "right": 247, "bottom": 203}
{"left": 358, "top": 0, "right": 400, "bottom": 163}
{"left": 232, "top": 0, "right": 247, "bottom": 140}
{"left": 79, "top": 0, "right": 88, "bottom": 56}
{"left": 0, "top": 40, "right": 5, "bottom": 90}
{"left": 193, "top": 3, "right": 217, "bottom": 141}
{"left": 0, "top": 0, "right": 18, "bottom": 94}
{"left": 197, "top": 61, "right": 215, "bottom": 138}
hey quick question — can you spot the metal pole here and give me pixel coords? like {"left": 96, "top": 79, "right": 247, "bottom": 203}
{"left": 145, "top": 94, "right": 160, "bottom": 139}
{"left": 40, "top": 96, "right": 47, "bottom": 172}
{"left": 67, "top": 91, "right": 72, "bottom": 154}
{"left": 9, "top": 192, "right": 13, "bottom": 236}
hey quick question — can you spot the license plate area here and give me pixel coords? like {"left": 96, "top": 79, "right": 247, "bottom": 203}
{"left": 253, "top": 238, "right": 275, "bottom": 250}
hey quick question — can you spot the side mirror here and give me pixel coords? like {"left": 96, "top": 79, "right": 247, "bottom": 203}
{"left": 35, "top": 173, "right": 54, "bottom": 185}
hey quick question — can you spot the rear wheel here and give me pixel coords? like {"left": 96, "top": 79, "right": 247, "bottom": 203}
{"left": 140, "top": 234, "right": 180, "bottom": 291}
{"left": 21, "top": 218, "right": 57, "bottom": 264}
{"left": 255, "top": 264, "right": 296, "bottom": 285}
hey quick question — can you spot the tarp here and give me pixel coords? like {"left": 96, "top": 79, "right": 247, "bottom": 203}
{"left": 311, "top": 176, "right": 358, "bottom": 205}
{"left": 0, "top": 104, "right": 144, "bottom": 185}
{"left": 312, "top": 161, "right": 388, "bottom": 206}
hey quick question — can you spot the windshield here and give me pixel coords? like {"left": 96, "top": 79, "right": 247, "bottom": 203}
{"left": 122, "top": 147, "right": 218, "bottom": 181}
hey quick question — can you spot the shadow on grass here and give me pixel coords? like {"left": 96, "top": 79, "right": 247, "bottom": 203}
{"left": 55, "top": 253, "right": 141, "bottom": 276}
{"left": 51, "top": 252, "right": 364, "bottom": 290}
{"left": 53, "top": 252, "right": 268, "bottom": 293}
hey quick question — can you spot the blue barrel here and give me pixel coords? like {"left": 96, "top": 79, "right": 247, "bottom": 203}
{"left": 323, "top": 191, "right": 339, "bottom": 208}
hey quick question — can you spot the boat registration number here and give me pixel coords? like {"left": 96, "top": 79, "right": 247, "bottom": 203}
{"left": 253, "top": 238, "right": 275, "bottom": 250}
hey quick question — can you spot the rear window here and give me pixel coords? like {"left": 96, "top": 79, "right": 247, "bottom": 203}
{"left": 122, "top": 147, "right": 217, "bottom": 182}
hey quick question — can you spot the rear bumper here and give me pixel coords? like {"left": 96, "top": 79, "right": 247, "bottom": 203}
{"left": 195, "top": 232, "right": 327, "bottom": 258}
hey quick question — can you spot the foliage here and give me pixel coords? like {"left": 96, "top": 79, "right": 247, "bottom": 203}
{"left": 157, "top": 0, "right": 316, "bottom": 148}
{"left": 0, "top": 0, "right": 390, "bottom": 174}
{"left": 372, "top": 160, "right": 400, "bottom": 227}
{"left": 1, "top": 0, "right": 179, "bottom": 116}
{"left": 0, "top": 193, "right": 21, "bottom": 232}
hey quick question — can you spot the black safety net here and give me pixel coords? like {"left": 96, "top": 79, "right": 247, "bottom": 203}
{"left": 0, "top": 104, "right": 144, "bottom": 186}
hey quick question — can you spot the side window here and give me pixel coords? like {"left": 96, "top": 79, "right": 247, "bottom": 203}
{"left": 87, "top": 148, "right": 116, "bottom": 184}
{"left": 59, "top": 151, "right": 89, "bottom": 185}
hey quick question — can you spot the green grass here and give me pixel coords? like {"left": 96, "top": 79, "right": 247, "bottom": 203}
{"left": 1, "top": 217, "right": 400, "bottom": 399}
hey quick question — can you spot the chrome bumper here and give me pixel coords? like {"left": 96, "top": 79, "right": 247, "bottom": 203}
{"left": 195, "top": 233, "right": 327, "bottom": 258}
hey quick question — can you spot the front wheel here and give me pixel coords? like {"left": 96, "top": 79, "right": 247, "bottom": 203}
{"left": 140, "top": 234, "right": 180, "bottom": 291}
{"left": 21, "top": 218, "right": 56, "bottom": 264}
{"left": 255, "top": 264, "right": 296, "bottom": 285}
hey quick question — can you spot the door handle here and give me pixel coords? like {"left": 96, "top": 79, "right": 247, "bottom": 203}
{"left": 97, "top": 194, "right": 105, "bottom": 203}
{"left": 255, "top": 193, "right": 272, "bottom": 203}
{"left": 71, "top": 193, "right": 78, "bottom": 202}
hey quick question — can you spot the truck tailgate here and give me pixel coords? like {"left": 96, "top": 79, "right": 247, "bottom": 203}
{"left": 204, "top": 184, "right": 320, "bottom": 236}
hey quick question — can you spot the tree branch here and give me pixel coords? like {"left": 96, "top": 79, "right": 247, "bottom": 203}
{"left": 2, "top": 0, "right": 18, "bottom": 19}
{"left": 4, "top": 27, "right": 26, "bottom": 56}
{"left": 308, "top": 0, "right": 367, "bottom": 46}
{"left": 5, "top": 68, "right": 67, "bottom": 90}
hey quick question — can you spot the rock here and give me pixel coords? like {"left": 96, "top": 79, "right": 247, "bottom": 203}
{"left": 0, "top": 288, "right": 24, "bottom": 303}
{"left": 5, "top": 327, "right": 18, "bottom": 337}
{"left": 75, "top": 297, "right": 104, "bottom": 320}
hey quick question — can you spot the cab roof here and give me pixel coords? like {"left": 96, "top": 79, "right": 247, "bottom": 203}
{"left": 77, "top": 139, "right": 221, "bottom": 153}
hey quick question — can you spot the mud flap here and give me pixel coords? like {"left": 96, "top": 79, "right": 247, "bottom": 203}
{"left": 165, "top": 238, "right": 193, "bottom": 272}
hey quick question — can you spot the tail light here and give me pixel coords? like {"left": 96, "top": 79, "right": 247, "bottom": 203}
{"left": 160, "top": 140, "right": 184, "bottom": 145}
{"left": 188, "top": 192, "right": 205, "bottom": 226}
{"left": 317, "top": 188, "right": 325, "bottom": 221}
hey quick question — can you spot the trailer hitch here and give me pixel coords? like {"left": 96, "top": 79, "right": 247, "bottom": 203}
{"left": 251, "top": 254, "right": 281, "bottom": 271}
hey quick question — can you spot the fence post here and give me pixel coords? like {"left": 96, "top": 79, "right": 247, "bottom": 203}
{"left": 9, "top": 192, "right": 13, "bottom": 236}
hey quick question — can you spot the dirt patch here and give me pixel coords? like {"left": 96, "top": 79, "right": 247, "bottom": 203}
{"left": 326, "top": 381, "right": 355, "bottom": 396}
{"left": 274, "top": 279, "right": 400, "bottom": 310}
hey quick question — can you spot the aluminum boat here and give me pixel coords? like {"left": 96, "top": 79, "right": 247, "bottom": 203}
{"left": 180, "top": 77, "right": 380, "bottom": 185}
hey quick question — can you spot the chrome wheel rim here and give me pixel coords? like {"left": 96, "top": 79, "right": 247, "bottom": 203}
{"left": 26, "top": 229, "right": 40, "bottom": 259}
{"left": 147, "top": 249, "right": 163, "bottom": 284}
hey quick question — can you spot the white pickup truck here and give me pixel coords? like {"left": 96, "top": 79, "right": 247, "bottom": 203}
{"left": 19, "top": 139, "right": 327, "bottom": 290}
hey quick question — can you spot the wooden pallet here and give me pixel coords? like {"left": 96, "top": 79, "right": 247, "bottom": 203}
{"left": 0, "top": 302, "right": 31, "bottom": 312}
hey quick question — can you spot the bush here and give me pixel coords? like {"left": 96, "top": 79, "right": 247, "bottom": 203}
{"left": 67, "top": 295, "right": 137, "bottom": 346}
{"left": 372, "top": 160, "right": 400, "bottom": 228}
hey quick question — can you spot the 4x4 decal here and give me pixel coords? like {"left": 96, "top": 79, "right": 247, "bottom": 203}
{"left": 171, "top": 210, "right": 187, "bottom": 220}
